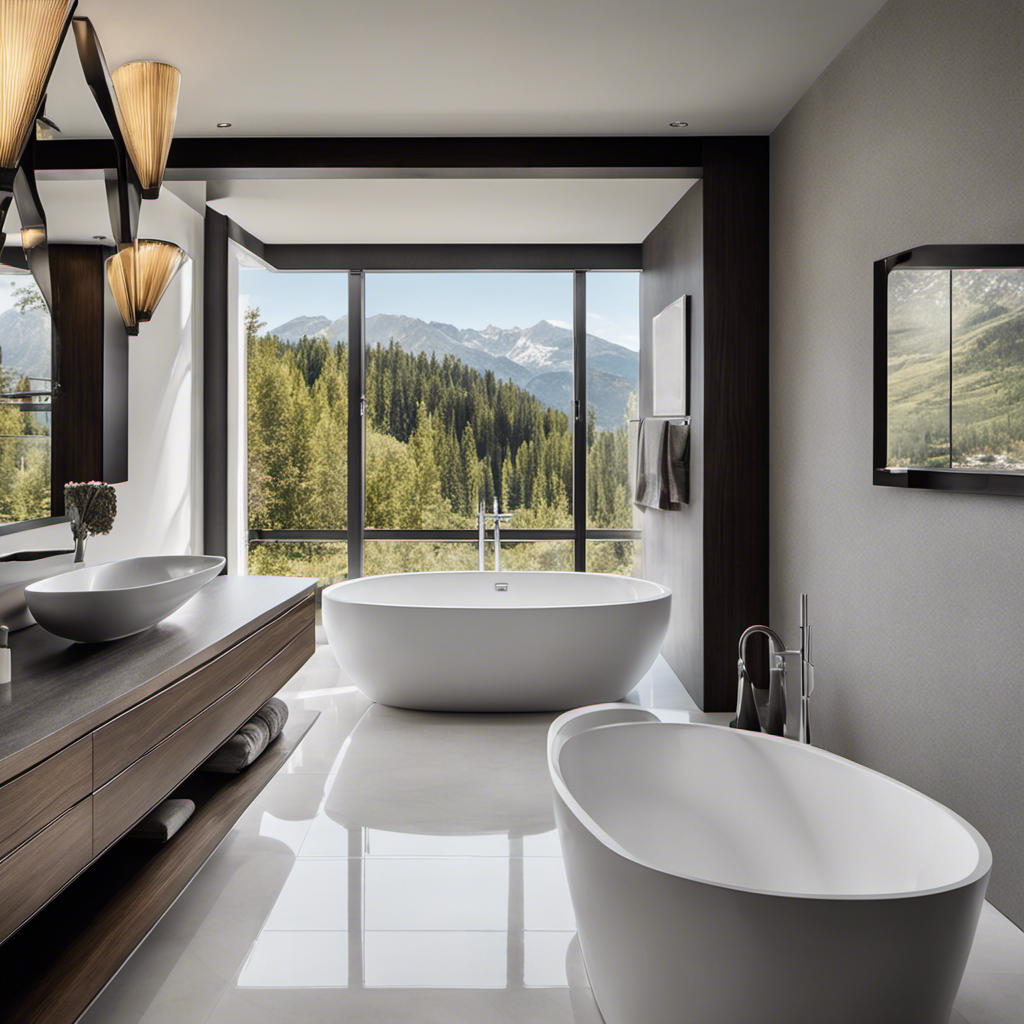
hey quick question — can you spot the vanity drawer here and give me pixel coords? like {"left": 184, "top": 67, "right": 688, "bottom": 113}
{"left": 93, "top": 595, "right": 314, "bottom": 788}
{"left": 0, "top": 736, "right": 92, "bottom": 861}
{"left": 92, "top": 622, "right": 314, "bottom": 855}
{"left": 0, "top": 797, "right": 93, "bottom": 945}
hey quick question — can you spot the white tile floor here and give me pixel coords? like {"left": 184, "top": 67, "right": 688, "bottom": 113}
{"left": 80, "top": 638, "right": 1024, "bottom": 1024}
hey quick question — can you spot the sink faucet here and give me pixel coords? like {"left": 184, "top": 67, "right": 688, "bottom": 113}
{"left": 477, "top": 499, "right": 513, "bottom": 571}
{"left": 733, "top": 594, "right": 814, "bottom": 743}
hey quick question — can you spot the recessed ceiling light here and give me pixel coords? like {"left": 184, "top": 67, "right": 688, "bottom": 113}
{"left": 669, "top": 121, "right": 688, "bottom": 128}
{"left": 216, "top": 122, "right": 232, "bottom": 128}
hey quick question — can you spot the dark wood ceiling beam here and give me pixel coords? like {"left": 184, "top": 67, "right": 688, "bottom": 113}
{"left": 35, "top": 136, "right": 707, "bottom": 179}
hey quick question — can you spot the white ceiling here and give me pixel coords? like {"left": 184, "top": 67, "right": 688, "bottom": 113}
{"left": 24, "top": 2, "right": 887, "bottom": 245}
{"left": 44, "top": 0, "right": 888, "bottom": 137}
{"left": 3, "top": 177, "right": 696, "bottom": 244}
{"left": 207, "top": 178, "right": 698, "bottom": 244}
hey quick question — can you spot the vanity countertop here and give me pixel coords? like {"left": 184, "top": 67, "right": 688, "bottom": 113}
{"left": 0, "top": 575, "right": 317, "bottom": 786}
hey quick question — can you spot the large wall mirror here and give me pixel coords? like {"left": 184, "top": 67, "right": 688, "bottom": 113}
{"left": 0, "top": 266, "right": 51, "bottom": 527}
{"left": 0, "top": 243, "right": 129, "bottom": 534}
{"left": 874, "top": 244, "right": 1024, "bottom": 496}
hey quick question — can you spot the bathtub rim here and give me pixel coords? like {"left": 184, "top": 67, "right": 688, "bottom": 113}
{"left": 322, "top": 569, "right": 672, "bottom": 611}
{"left": 548, "top": 704, "right": 993, "bottom": 903}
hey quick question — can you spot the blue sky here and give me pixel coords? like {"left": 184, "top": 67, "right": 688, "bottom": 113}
{"left": 0, "top": 272, "right": 40, "bottom": 315}
{"left": 240, "top": 269, "right": 640, "bottom": 351}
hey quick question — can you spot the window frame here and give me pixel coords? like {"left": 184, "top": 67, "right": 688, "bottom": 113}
{"left": 235, "top": 244, "right": 642, "bottom": 576}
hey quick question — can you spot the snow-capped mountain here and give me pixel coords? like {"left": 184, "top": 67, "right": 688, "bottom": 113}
{"left": 268, "top": 314, "right": 639, "bottom": 429}
{"left": 0, "top": 305, "right": 51, "bottom": 381}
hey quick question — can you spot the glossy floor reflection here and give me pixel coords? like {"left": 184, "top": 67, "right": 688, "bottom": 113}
{"left": 79, "top": 637, "right": 1024, "bottom": 1024}
{"left": 80, "top": 638, "right": 629, "bottom": 1024}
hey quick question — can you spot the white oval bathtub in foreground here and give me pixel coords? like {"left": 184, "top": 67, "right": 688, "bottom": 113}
{"left": 548, "top": 706, "right": 991, "bottom": 1024}
{"left": 322, "top": 571, "right": 671, "bottom": 711}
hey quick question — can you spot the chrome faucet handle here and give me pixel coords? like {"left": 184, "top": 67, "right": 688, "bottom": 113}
{"left": 735, "top": 625, "right": 788, "bottom": 738}
{"left": 733, "top": 594, "right": 814, "bottom": 744}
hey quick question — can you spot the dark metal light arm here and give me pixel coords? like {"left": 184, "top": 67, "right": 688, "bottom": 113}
{"left": 12, "top": 113, "right": 60, "bottom": 396}
{"left": 0, "top": 0, "right": 78, "bottom": 246}
{"left": 14, "top": 125, "right": 53, "bottom": 313}
{"left": 72, "top": 16, "right": 140, "bottom": 246}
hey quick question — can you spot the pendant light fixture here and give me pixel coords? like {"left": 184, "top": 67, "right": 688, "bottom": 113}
{"left": 105, "top": 245, "right": 137, "bottom": 336}
{"left": 105, "top": 239, "right": 189, "bottom": 332}
{"left": 0, "top": 8, "right": 188, "bottom": 341}
{"left": 0, "top": 0, "right": 75, "bottom": 171}
{"left": 110, "top": 60, "right": 180, "bottom": 199}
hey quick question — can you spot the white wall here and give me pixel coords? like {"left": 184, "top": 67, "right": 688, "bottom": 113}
{"left": 0, "top": 186, "right": 204, "bottom": 562}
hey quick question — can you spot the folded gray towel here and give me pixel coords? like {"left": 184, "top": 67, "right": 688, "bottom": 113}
{"left": 634, "top": 418, "right": 689, "bottom": 511}
{"left": 128, "top": 798, "right": 195, "bottom": 842}
{"left": 200, "top": 698, "right": 290, "bottom": 774}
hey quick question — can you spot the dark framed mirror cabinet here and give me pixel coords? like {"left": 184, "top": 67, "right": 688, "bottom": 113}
{"left": 874, "top": 244, "right": 1024, "bottom": 496}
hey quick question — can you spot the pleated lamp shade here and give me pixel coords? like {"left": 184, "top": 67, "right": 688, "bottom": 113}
{"left": 20, "top": 226, "right": 44, "bottom": 251}
{"left": 111, "top": 61, "right": 180, "bottom": 198}
{"left": 105, "top": 245, "right": 137, "bottom": 335}
{"left": 106, "top": 239, "right": 189, "bottom": 332}
{"left": 0, "top": 0, "right": 75, "bottom": 169}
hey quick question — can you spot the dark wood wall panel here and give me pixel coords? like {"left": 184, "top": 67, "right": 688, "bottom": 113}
{"left": 48, "top": 242, "right": 128, "bottom": 513}
{"left": 700, "top": 137, "right": 770, "bottom": 709}
{"left": 203, "top": 210, "right": 229, "bottom": 560}
{"left": 50, "top": 244, "right": 101, "bottom": 509}
{"left": 640, "top": 139, "right": 769, "bottom": 712}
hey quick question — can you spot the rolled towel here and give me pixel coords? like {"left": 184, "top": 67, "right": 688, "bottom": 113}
{"left": 200, "top": 698, "right": 290, "bottom": 773}
{"left": 256, "top": 696, "right": 289, "bottom": 741}
{"left": 128, "top": 798, "right": 195, "bottom": 842}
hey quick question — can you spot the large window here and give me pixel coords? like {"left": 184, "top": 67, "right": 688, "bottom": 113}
{"left": 243, "top": 269, "right": 348, "bottom": 578}
{"left": 364, "top": 272, "right": 574, "bottom": 536}
{"left": 0, "top": 273, "right": 50, "bottom": 525}
{"left": 243, "top": 265, "right": 640, "bottom": 581}
{"left": 586, "top": 272, "right": 639, "bottom": 531}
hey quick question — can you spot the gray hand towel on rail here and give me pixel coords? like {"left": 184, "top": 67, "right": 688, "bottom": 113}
{"left": 634, "top": 417, "right": 690, "bottom": 511}
{"left": 200, "top": 697, "right": 290, "bottom": 773}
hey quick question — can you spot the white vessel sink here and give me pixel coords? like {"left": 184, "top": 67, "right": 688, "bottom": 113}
{"left": 25, "top": 555, "right": 226, "bottom": 643}
{"left": 0, "top": 549, "right": 76, "bottom": 631}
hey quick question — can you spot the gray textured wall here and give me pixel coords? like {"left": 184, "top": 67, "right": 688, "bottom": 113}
{"left": 640, "top": 182, "right": 705, "bottom": 705}
{"left": 770, "top": 0, "right": 1024, "bottom": 924}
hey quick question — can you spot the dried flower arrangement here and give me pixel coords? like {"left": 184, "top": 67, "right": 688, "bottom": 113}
{"left": 65, "top": 481, "right": 117, "bottom": 563}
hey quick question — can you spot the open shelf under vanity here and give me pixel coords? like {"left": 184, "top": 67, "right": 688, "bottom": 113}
{"left": 0, "top": 576, "right": 318, "bottom": 1024}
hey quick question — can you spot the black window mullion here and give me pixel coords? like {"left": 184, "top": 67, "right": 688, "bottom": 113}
{"left": 573, "top": 271, "right": 587, "bottom": 571}
{"left": 347, "top": 270, "right": 365, "bottom": 578}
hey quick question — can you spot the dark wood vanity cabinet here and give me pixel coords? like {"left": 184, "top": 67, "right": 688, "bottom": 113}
{"left": 0, "top": 575, "right": 317, "bottom": 1022}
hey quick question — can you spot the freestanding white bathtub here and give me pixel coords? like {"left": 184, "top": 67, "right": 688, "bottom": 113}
{"left": 549, "top": 705, "right": 991, "bottom": 1024}
{"left": 322, "top": 571, "right": 671, "bottom": 712}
